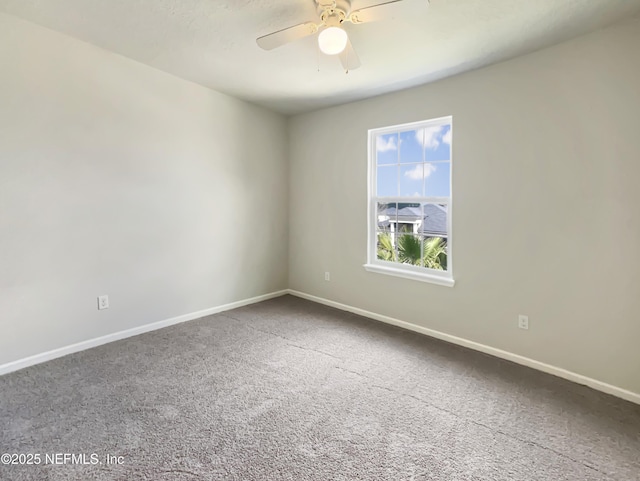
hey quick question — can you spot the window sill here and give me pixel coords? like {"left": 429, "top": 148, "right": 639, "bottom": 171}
{"left": 363, "top": 263, "right": 455, "bottom": 287}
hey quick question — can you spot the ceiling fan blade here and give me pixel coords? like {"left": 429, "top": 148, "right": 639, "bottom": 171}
{"left": 257, "top": 22, "right": 319, "bottom": 50}
{"left": 348, "top": 0, "right": 405, "bottom": 24}
{"left": 339, "top": 38, "right": 361, "bottom": 72}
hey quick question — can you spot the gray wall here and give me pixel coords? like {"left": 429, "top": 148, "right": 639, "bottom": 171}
{"left": 289, "top": 19, "right": 640, "bottom": 394}
{"left": 0, "top": 13, "right": 289, "bottom": 365}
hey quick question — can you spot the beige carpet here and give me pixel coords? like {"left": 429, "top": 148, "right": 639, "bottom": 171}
{"left": 1, "top": 295, "right": 639, "bottom": 480}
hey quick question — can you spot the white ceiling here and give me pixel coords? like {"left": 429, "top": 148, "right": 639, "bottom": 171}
{"left": 1, "top": 0, "right": 640, "bottom": 115}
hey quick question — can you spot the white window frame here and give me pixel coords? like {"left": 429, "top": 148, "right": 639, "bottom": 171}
{"left": 364, "top": 116, "right": 454, "bottom": 287}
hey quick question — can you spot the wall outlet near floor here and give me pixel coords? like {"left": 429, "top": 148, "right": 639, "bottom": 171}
{"left": 98, "top": 295, "right": 109, "bottom": 310}
{"left": 518, "top": 315, "right": 529, "bottom": 330}
{"left": 324, "top": 272, "right": 330, "bottom": 281}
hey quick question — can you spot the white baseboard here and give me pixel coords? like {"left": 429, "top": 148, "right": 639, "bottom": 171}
{"left": 0, "top": 290, "right": 289, "bottom": 376}
{"left": 287, "top": 289, "right": 640, "bottom": 406}
{"left": 4, "top": 288, "right": 638, "bottom": 406}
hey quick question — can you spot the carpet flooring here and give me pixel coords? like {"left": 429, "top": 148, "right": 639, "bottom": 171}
{"left": 1, "top": 295, "right": 639, "bottom": 480}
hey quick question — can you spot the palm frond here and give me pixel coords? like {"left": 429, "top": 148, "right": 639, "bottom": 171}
{"left": 398, "top": 234, "right": 422, "bottom": 265}
{"left": 377, "top": 232, "right": 396, "bottom": 262}
{"left": 423, "top": 237, "right": 447, "bottom": 270}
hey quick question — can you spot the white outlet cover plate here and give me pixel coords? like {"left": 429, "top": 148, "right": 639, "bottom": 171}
{"left": 98, "top": 295, "right": 109, "bottom": 310}
{"left": 518, "top": 315, "right": 529, "bottom": 329}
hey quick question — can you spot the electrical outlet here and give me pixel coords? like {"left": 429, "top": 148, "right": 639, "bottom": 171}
{"left": 98, "top": 295, "right": 109, "bottom": 310}
{"left": 324, "top": 272, "right": 330, "bottom": 281}
{"left": 518, "top": 315, "right": 529, "bottom": 330}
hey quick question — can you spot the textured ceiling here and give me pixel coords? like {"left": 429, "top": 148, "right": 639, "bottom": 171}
{"left": 1, "top": 0, "right": 640, "bottom": 115}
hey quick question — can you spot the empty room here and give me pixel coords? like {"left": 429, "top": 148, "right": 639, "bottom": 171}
{"left": 1, "top": 0, "right": 639, "bottom": 479}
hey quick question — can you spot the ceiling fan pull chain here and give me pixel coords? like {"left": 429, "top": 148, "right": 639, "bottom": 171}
{"left": 345, "top": 47, "right": 349, "bottom": 74}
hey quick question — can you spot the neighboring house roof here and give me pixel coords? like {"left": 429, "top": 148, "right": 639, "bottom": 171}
{"left": 378, "top": 203, "right": 447, "bottom": 237}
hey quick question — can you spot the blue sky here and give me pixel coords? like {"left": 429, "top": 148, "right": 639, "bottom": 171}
{"left": 376, "top": 124, "right": 451, "bottom": 198}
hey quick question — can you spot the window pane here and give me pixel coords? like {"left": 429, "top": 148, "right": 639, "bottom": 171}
{"left": 422, "top": 236, "right": 448, "bottom": 271}
{"left": 393, "top": 203, "right": 422, "bottom": 265}
{"left": 396, "top": 203, "right": 421, "bottom": 233}
{"left": 424, "top": 124, "right": 451, "bottom": 162}
{"left": 376, "top": 202, "right": 397, "bottom": 233}
{"left": 399, "top": 164, "right": 424, "bottom": 197}
{"left": 424, "top": 162, "right": 450, "bottom": 197}
{"left": 376, "top": 232, "right": 397, "bottom": 263}
{"left": 397, "top": 233, "right": 423, "bottom": 266}
{"left": 376, "top": 165, "right": 397, "bottom": 197}
{"left": 418, "top": 203, "right": 448, "bottom": 239}
{"left": 376, "top": 133, "right": 398, "bottom": 165}
{"left": 399, "top": 130, "right": 423, "bottom": 164}
{"left": 376, "top": 202, "right": 398, "bottom": 263}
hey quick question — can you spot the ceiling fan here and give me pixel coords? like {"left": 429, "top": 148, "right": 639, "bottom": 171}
{"left": 256, "top": 0, "right": 412, "bottom": 71}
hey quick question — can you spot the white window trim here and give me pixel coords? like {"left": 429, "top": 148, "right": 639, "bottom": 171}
{"left": 363, "top": 263, "right": 455, "bottom": 287}
{"left": 365, "top": 116, "right": 454, "bottom": 287}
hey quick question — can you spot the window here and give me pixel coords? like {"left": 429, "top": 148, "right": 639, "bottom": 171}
{"left": 365, "top": 116, "right": 454, "bottom": 287}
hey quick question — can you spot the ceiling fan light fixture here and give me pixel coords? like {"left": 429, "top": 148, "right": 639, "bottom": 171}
{"left": 318, "top": 26, "right": 348, "bottom": 55}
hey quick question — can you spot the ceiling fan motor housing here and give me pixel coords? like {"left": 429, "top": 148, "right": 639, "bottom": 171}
{"left": 316, "top": 0, "right": 351, "bottom": 25}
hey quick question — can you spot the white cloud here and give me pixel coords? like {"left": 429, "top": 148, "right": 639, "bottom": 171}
{"left": 442, "top": 128, "right": 452, "bottom": 146}
{"left": 415, "top": 126, "right": 444, "bottom": 150}
{"left": 404, "top": 163, "right": 436, "bottom": 181}
{"left": 376, "top": 135, "right": 397, "bottom": 152}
